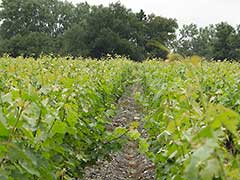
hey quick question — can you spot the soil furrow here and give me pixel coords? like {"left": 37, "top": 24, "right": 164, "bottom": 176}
{"left": 84, "top": 85, "right": 155, "bottom": 180}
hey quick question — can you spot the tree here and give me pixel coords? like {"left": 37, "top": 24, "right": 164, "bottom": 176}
{"left": 0, "top": 0, "right": 75, "bottom": 38}
{"left": 192, "top": 25, "right": 215, "bottom": 58}
{"left": 86, "top": 3, "right": 145, "bottom": 60}
{"left": 0, "top": 0, "right": 76, "bottom": 56}
{"left": 173, "top": 24, "right": 199, "bottom": 56}
{"left": 144, "top": 15, "right": 177, "bottom": 59}
{"left": 0, "top": 0, "right": 178, "bottom": 60}
{"left": 62, "top": 24, "right": 89, "bottom": 57}
{"left": 212, "top": 22, "right": 239, "bottom": 60}
{"left": 0, "top": 32, "right": 53, "bottom": 57}
{"left": 63, "top": 2, "right": 148, "bottom": 60}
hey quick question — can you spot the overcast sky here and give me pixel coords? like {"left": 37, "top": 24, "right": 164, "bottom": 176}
{"left": 70, "top": 0, "right": 239, "bottom": 27}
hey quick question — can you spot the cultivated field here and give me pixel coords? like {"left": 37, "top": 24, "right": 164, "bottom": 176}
{"left": 0, "top": 56, "right": 239, "bottom": 179}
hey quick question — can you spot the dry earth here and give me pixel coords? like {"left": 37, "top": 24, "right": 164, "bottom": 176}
{"left": 84, "top": 85, "right": 155, "bottom": 180}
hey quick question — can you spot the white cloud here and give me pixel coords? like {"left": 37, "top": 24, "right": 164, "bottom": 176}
{"left": 69, "top": 0, "right": 240, "bottom": 27}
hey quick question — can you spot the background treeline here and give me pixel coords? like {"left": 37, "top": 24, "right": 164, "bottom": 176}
{"left": 0, "top": 0, "right": 240, "bottom": 61}
{"left": 174, "top": 23, "right": 240, "bottom": 60}
{"left": 0, "top": 0, "right": 178, "bottom": 61}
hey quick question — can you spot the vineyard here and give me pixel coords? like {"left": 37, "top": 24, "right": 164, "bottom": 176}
{"left": 0, "top": 56, "right": 240, "bottom": 179}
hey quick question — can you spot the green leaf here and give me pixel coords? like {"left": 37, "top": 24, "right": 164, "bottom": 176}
{"left": 139, "top": 138, "right": 149, "bottom": 154}
{"left": 208, "top": 104, "right": 239, "bottom": 136}
{"left": 1, "top": 93, "right": 12, "bottom": 103}
{"left": 130, "top": 121, "right": 140, "bottom": 129}
{"left": 7, "top": 144, "right": 40, "bottom": 176}
{"left": 19, "top": 161, "right": 40, "bottom": 177}
{"left": 185, "top": 139, "right": 218, "bottom": 179}
{"left": 193, "top": 139, "right": 218, "bottom": 161}
{"left": 52, "top": 121, "right": 67, "bottom": 134}
{"left": 200, "top": 159, "right": 220, "bottom": 180}
{"left": 0, "top": 121, "right": 9, "bottom": 137}
{"left": 193, "top": 126, "right": 214, "bottom": 140}
{"left": 0, "top": 145, "right": 7, "bottom": 157}
{"left": 113, "top": 127, "right": 127, "bottom": 137}
{"left": 190, "top": 55, "right": 202, "bottom": 67}
{"left": 167, "top": 120, "right": 176, "bottom": 133}
{"left": 128, "top": 129, "right": 141, "bottom": 140}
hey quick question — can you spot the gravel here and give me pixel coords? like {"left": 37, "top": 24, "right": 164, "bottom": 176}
{"left": 84, "top": 85, "right": 155, "bottom": 180}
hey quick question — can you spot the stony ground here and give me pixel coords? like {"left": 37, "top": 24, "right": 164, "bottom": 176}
{"left": 84, "top": 85, "right": 155, "bottom": 180}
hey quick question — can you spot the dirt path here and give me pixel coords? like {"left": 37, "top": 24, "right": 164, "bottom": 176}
{"left": 84, "top": 85, "right": 155, "bottom": 180}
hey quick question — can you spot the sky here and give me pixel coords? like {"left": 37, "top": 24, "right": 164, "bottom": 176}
{"left": 70, "top": 0, "right": 239, "bottom": 27}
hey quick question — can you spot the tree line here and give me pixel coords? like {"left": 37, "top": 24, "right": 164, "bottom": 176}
{"left": 174, "top": 23, "right": 240, "bottom": 60}
{"left": 0, "top": 0, "right": 239, "bottom": 61}
{"left": 0, "top": 0, "right": 178, "bottom": 61}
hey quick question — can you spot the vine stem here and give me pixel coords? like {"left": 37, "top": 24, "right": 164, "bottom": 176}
{"left": 33, "top": 110, "right": 42, "bottom": 137}
{"left": 8, "top": 106, "right": 24, "bottom": 143}
{"left": 0, "top": 103, "right": 24, "bottom": 166}
{"left": 215, "top": 151, "right": 227, "bottom": 179}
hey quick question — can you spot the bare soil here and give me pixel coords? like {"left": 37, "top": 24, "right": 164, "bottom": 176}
{"left": 84, "top": 85, "right": 155, "bottom": 180}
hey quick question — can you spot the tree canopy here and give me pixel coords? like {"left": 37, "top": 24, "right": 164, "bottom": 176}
{"left": 0, "top": 0, "right": 178, "bottom": 61}
{"left": 174, "top": 22, "right": 240, "bottom": 60}
{"left": 0, "top": 0, "right": 240, "bottom": 61}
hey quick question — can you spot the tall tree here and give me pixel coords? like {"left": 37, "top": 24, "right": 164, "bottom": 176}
{"left": 0, "top": 0, "right": 178, "bottom": 60}
{"left": 192, "top": 25, "right": 215, "bottom": 58}
{"left": 145, "top": 15, "right": 178, "bottom": 58}
{"left": 0, "top": 0, "right": 75, "bottom": 38}
{"left": 212, "top": 22, "right": 239, "bottom": 60}
{"left": 0, "top": 0, "right": 75, "bottom": 56}
{"left": 173, "top": 24, "right": 199, "bottom": 56}
{"left": 174, "top": 23, "right": 240, "bottom": 60}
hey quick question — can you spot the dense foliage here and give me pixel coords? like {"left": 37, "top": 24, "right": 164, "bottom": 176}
{"left": 1, "top": 1, "right": 240, "bottom": 60}
{"left": 0, "top": 56, "right": 133, "bottom": 179}
{"left": 174, "top": 23, "right": 240, "bottom": 60}
{"left": 137, "top": 57, "right": 240, "bottom": 179}
{"left": 0, "top": 0, "right": 178, "bottom": 61}
{"left": 1, "top": 56, "right": 240, "bottom": 179}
